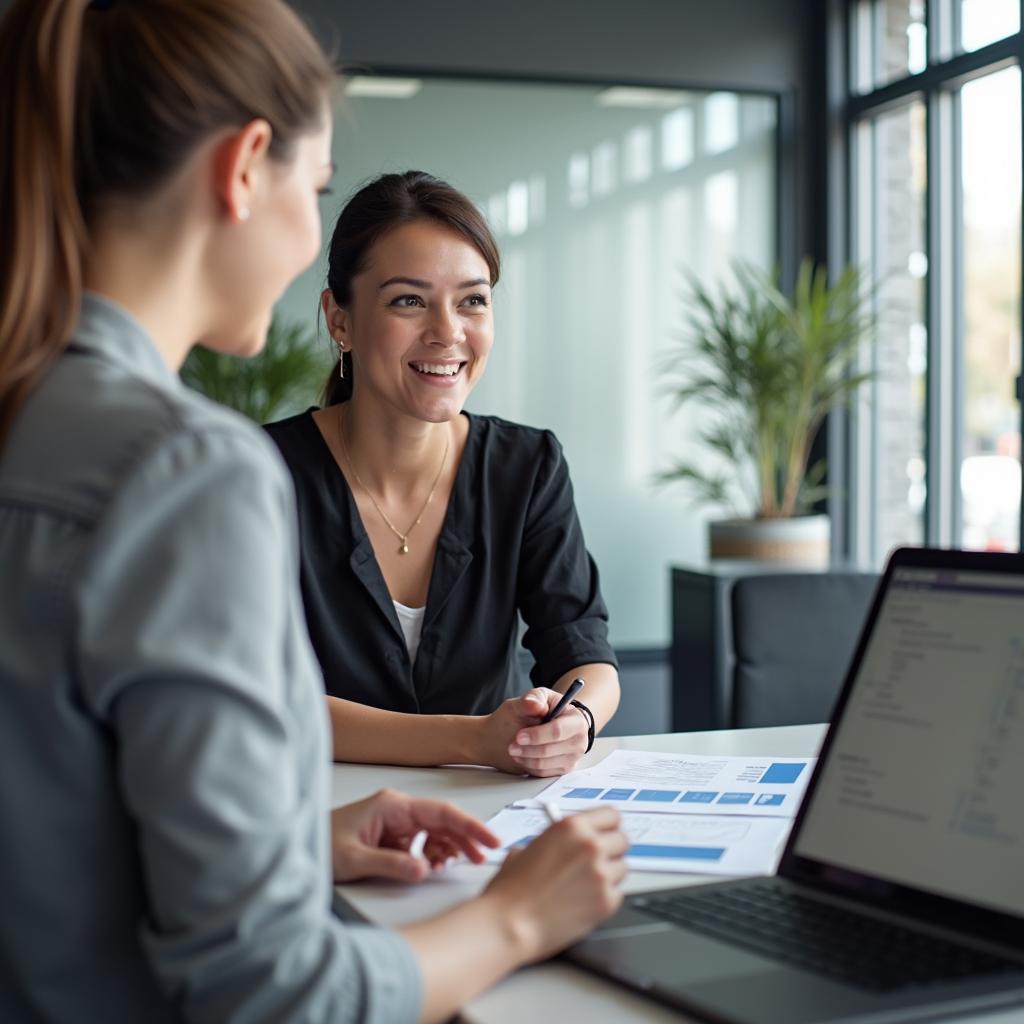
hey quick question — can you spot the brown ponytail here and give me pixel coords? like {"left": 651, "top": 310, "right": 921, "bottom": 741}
{"left": 0, "top": 0, "right": 88, "bottom": 446}
{"left": 0, "top": 0, "right": 334, "bottom": 446}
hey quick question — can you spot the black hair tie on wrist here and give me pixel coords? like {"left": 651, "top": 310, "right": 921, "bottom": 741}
{"left": 570, "top": 699, "right": 595, "bottom": 754}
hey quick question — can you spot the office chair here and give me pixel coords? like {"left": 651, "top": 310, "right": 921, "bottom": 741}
{"left": 729, "top": 572, "right": 879, "bottom": 728}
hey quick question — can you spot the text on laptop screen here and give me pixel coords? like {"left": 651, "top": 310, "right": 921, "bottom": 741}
{"left": 795, "top": 566, "right": 1024, "bottom": 918}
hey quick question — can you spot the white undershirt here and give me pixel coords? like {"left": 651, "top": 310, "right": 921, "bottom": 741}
{"left": 392, "top": 600, "right": 426, "bottom": 665}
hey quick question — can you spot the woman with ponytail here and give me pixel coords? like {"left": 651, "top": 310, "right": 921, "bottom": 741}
{"left": 0, "top": 3, "right": 626, "bottom": 1022}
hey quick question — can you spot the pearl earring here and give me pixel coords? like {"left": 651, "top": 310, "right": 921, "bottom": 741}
{"left": 238, "top": 207, "right": 250, "bottom": 222}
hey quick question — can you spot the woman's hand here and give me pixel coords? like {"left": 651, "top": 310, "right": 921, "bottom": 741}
{"left": 483, "top": 806, "right": 628, "bottom": 961}
{"left": 330, "top": 788, "right": 499, "bottom": 883}
{"left": 479, "top": 688, "right": 590, "bottom": 776}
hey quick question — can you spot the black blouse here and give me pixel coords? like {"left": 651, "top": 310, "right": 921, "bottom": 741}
{"left": 264, "top": 410, "right": 617, "bottom": 715}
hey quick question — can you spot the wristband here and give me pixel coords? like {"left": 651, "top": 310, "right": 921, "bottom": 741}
{"left": 570, "top": 699, "right": 595, "bottom": 754}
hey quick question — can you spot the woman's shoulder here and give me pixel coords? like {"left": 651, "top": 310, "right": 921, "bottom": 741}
{"left": 263, "top": 406, "right": 317, "bottom": 443}
{"left": 461, "top": 415, "right": 567, "bottom": 506}
{"left": 8, "top": 349, "right": 290, "bottom": 528}
{"left": 65, "top": 369, "right": 295, "bottom": 538}
{"left": 467, "top": 413, "right": 560, "bottom": 459}
{"left": 147, "top": 384, "right": 293, "bottom": 497}
{"left": 86, "top": 351, "right": 290, "bottom": 488}
{"left": 262, "top": 407, "right": 321, "bottom": 466}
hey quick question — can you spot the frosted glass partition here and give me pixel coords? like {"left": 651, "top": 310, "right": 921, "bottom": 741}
{"left": 277, "top": 78, "right": 777, "bottom": 647}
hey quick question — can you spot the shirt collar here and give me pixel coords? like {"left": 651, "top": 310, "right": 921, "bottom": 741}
{"left": 71, "top": 292, "right": 178, "bottom": 388}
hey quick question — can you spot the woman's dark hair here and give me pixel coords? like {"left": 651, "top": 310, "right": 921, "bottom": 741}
{"left": 0, "top": 0, "right": 334, "bottom": 445}
{"left": 322, "top": 170, "right": 501, "bottom": 406}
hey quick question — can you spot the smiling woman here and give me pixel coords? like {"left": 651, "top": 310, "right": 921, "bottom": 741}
{"left": 327, "top": 218, "right": 495, "bottom": 431}
{"left": 264, "top": 170, "right": 621, "bottom": 776}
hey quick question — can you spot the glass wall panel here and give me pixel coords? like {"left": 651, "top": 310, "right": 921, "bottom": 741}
{"left": 960, "top": 0, "right": 1020, "bottom": 53}
{"left": 854, "top": 100, "right": 927, "bottom": 561}
{"left": 959, "top": 67, "right": 1022, "bottom": 551}
{"left": 276, "top": 78, "right": 777, "bottom": 647}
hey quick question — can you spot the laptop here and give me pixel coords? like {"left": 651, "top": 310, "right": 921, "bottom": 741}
{"left": 565, "top": 547, "right": 1024, "bottom": 1023}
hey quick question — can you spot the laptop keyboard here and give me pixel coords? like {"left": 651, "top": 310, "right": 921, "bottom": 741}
{"left": 633, "top": 880, "right": 1020, "bottom": 994}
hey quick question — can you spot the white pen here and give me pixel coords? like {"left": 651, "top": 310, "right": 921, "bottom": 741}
{"left": 541, "top": 800, "right": 563, "bottom": 824}
{"left": 408, "top": 829, "right": 428, "bottom": 861}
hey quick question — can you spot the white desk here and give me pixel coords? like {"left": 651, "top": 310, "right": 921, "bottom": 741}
{"left": 331, "top": 726, "right": 1019, "bottom": 1024}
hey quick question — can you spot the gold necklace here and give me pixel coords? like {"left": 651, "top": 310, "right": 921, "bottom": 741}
{"left": 337, "top": 407, "right": 450, "bottom": 555}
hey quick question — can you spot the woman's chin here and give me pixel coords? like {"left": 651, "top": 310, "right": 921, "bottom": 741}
{"left": 237, "top": 334, "right": 269, "bottom": 359}
{"left": 239, "top": 317, "right": 274, "bottom": 357}
{"left": 408, "top": 393, "right": 469, "bottom": 424}
{"left": 205, "top": 309, "right": 274, "bottom": 358}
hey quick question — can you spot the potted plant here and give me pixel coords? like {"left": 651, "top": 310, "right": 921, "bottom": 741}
{"left": 180, "top": 315, "right": 328, "bottom": 423}
{"left": 658, "top": 258, "right": 873, "bottom": 566}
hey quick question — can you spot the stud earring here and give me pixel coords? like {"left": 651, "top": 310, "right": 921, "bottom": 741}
{"left": 238, "top": 207, "right": 250, "bottom": 222}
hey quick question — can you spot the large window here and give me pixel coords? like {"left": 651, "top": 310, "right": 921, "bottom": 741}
{"left": 846, "top": 0, "right": 1023, "bottom": 561}
{"left": 960, "top": 66, "right": 1021, "bottom": 550}
{"left": 277, "top": 77, "right": 778, "bottom": 647}
{"left": 851, "top": 99, "right": 928, "bottom": 557}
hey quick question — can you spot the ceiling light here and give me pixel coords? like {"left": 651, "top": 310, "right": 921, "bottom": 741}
{"left": 596, "top": 87, "right": 693, "bottom": 109}
{"left": 344, "top": 76, "right": 422, "bottom": 99}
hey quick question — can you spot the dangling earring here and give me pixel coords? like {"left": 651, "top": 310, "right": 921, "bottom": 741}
{"left": 337, "top": 343, "right": 346, "bottom": 380}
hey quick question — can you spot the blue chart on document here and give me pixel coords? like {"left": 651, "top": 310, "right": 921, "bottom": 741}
{"left": 484, "top": 751, "right": 817, "bottom": 876}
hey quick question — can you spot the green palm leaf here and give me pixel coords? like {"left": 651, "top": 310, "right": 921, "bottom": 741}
{"left": 180, "top": 317, "right": 329, "bottom": 424}
{"left": 657, "top": 259, "right": 875, "bottom": 518}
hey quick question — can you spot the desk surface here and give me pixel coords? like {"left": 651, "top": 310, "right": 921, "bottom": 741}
{"left": 331, "top": 726, "right": 1019, "bottom": 1024}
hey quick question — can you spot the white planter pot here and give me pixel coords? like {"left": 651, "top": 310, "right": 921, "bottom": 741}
{"left": 708, "top": 514, "right": 831, "bottom": 568}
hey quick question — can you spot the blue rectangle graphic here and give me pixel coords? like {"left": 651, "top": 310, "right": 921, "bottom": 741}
{"left": 759, "top": 762, "right": 807, "bottom": 785}
{"left": 564, "top": 787, "right": 603, "bottom": 799}
{"left": 755, "top": 793, "right": 785, "bottom": 806}
{"left": 628, "top": 844, "right": 726, "bottom": 861}
{"left": 635, "top": 789, "right": 682, "bottom": 802}
{"left": 680, "top": 791, "right": 719, "bottom": 804}
{"left": 717, "top": 792, "right": 753, "bottom": 805}
{"left": 602, "top": 788, "right": 636, "bottom": 800}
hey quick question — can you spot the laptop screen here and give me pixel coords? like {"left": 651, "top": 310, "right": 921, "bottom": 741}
{"left": 794, "top": 565, "right": 1024, "bottom": 919}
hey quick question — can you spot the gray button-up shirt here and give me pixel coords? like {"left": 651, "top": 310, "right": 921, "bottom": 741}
{"left": 0, "top": 295, "right": 421, "bottom": 1023}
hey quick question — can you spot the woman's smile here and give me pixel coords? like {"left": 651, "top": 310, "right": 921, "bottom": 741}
{"left": 328, "top": 219, "right": 495, "bottom": 419}
{"left": 409, "top": 359, "right": 468, "bottom": 386}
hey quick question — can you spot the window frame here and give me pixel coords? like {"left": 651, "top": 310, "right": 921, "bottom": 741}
{"left": 833, "top": 0, "right": 1024, "bottom": 560}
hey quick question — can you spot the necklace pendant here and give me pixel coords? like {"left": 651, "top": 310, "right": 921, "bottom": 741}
{"left": 399, "top": 540, "right": 409, "bottom": 555}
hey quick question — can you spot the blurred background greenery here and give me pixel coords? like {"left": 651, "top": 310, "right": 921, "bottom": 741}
{"left": 180, "top": 317, "right": 329, "bottom": 424}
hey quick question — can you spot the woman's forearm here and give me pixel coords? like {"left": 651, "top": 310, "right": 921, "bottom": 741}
{"left": 325, "top": 663, "right": 619, "bottom": 770}
{"left": 553, "top": 662, "right": 620, "bottom": 733}
{"left": 401, "top": 806, "right": 628, "bottom": 1024}
{"left": 326, "top": 696, "right": 484, "bottom": 766}
{"left": 401, "top": 890, "right": 532, "bottom": 1024}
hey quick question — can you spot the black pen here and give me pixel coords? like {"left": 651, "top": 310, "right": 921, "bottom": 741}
{"left": 542, "top": 678, "right": 585, "bottom": 723}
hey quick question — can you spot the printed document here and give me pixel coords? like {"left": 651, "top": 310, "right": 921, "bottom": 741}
{"left": 484, "top": 806, "right": 792, "bottom": 876}
{"left": 529, "top": 750, "right": 817, "bottom": 817}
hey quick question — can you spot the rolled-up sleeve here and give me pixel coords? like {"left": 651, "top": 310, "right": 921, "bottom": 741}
{"left": 75, "top": 424, "right": 421, "bottom": 1024}
{"left": 516, "top": 431, "right": 618, "bottom": 687}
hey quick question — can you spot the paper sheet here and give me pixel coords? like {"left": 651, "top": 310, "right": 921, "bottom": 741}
{"left": 528, "top": 750, "right": 816, "bottom": 817}
{"left": 484, "top": 806, "right": 792, "bottom": 875}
